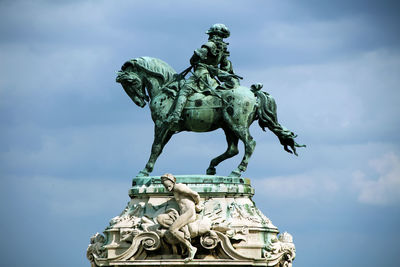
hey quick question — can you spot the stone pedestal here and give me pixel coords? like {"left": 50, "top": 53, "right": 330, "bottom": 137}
{"left": 87, "top": 175, "right": 295, "bottom": 267}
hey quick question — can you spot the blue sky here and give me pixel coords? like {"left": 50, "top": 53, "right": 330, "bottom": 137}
{"left": 1, "top": 0, "right": 399, "bottom": 266}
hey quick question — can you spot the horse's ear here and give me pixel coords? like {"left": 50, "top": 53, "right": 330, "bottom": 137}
{"left": 251, "top": 83, "right": 263, "bottom": 92}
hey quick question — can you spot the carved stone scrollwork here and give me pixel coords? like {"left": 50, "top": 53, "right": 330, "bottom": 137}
{"left": 264, "top": 232, "right": 296, "bottom": 267}
{"left": 87, "top": 176, "right": 295, "bottom": 266}
{"left": 200, "top": 230, "right": 219, "bottom": 249}
{"left": 140, "top": 232, "right": 161, "bottom": 251}
{"left": 86, "top": 233, "right": 107, "bottom": 267}
{"left": 110, "top": 232, "right": 161, "bottom": 262}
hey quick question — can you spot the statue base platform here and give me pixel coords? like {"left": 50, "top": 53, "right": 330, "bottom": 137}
{"left": 87, "top": 175, "right": 295, "bottom": 267}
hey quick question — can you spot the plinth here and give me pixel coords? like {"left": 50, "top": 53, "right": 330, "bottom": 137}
{"left": 87, "top": 175, "right": 295, "bottom": 266}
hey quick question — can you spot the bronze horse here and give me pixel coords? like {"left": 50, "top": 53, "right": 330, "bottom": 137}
{"left": 116, "top": 57, "right": 304, "bottom": 177}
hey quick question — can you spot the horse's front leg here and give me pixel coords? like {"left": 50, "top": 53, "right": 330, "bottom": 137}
{"left": 137, "top": 126, "right": 173, "bottom": 177}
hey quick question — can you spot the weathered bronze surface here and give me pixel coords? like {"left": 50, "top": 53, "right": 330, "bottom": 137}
{"left": 116, "top": 24, "right": 305, "bottom": 177}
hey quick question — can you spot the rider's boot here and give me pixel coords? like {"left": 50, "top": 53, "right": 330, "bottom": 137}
{"left": 166, "top": 94, "right": 188, "bottom": 124}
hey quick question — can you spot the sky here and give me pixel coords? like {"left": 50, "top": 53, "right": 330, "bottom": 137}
{"left": 0, "top": 0, "right": 399, "bottom": 266}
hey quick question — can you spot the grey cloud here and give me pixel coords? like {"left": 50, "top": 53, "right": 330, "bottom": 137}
{"left": 293, "top": 0, "right": 400, "bottom": 20}
{"left": 1, "top": 1, "right": 400, "bottom": 267}
{"left": 240, "top": 50, "right": 400, "bottom": 146}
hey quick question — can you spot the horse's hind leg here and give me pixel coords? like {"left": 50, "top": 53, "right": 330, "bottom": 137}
{"left": 229, "top": 126, "right": 256, "bottom": 177}
{"left": 138, "top": 127, "right": 173, "bottom": 176}
{"left": 206, "top": 128, "right": 239, "bottom": 175}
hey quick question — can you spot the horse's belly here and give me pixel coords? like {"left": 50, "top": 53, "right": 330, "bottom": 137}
{"left": 182, "top": 108, "right": 222, "bottom": 132}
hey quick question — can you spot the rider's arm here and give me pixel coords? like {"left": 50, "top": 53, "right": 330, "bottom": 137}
{"left": 220, "top": 56, "right": 233, "bottom": 73}
{"left": 190, "top": 41, "right": 217, "bottom": 66}
{"left": 190, "top": 47, "right": 208, "bottom": 65}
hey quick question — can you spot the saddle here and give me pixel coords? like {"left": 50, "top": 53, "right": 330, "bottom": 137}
{"left": 184, "top": 92, "right": 223, "bottom": 110}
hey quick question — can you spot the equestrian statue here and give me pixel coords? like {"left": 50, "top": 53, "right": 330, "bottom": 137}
{"left": 116, "top": 23, "right": 305, "bottom": 177}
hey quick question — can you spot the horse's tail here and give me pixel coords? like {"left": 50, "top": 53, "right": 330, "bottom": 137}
{"left": 252, "top": 83, "right": 306, "bottom": 156}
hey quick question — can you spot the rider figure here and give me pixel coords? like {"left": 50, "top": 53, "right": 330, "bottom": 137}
{"left": 167, "top": 23, "right": 240, "bottom": 124}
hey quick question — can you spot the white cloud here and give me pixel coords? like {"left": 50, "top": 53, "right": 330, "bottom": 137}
{"left": 251, "top": 145, "right": 400, "bottom": 204}
{"left": 253, "top": 170, "right": 340, "bottom": 199}
{"left": 352, "top": 152, "right": 400, "bottom": 205}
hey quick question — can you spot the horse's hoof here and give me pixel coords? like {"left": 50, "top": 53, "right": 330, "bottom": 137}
{"left": 229, "top": 170, "right": 241, "bottom": 177}
{"left": 206, "top": 167, "right": 216, "bottom": 175}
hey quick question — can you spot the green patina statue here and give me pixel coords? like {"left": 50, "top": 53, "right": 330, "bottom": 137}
{"left": 116, "top": 23, "right": 305, "bottom": 177}
{"left": 166, "top": 24, "right": 239, "bottom": 124}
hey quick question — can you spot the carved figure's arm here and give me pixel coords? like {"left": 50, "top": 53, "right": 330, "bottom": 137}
{"left": 187, "top": 187, "right": 203, "bottom": 212}
{"left": 174, "top": 184, "right": 201, "bottom": 205}
{"left": 190, "top": 190, "right": 201, "bottom": 205}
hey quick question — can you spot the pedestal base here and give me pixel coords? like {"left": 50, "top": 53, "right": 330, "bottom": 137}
{"left": 108, "top": 259, "right": 278, "bottom": 266}
{"left": 87, "top": 175, "right": 295, "bottom": 267}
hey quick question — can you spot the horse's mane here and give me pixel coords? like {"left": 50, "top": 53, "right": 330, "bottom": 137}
{"left": 123, "top": 57, "right": 177, "bottom": 84}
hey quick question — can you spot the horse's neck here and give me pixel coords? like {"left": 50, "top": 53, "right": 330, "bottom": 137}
{"left": 143, "top": 76, "right": 163, "bottom": 100}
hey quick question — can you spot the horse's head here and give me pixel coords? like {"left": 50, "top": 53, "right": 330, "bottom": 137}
{"left": 116, "top": 64, "right": 148, "bottom": 108}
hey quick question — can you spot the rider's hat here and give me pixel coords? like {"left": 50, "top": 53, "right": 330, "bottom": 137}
{"left": 206, "top": 23, "right": 230, "bottom": 38}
